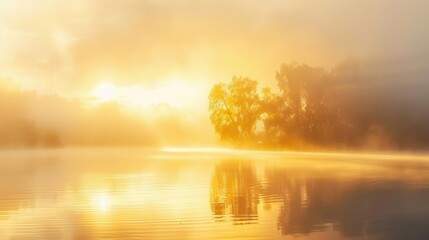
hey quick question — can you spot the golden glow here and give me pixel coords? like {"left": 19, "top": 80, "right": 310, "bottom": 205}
{"left": 92, "top": 82, "right": 117, "bottom": 103}
{"left": 123, "top": 78, "right": 193, "bottom": 108}
{"left": 0, "top": 150, "right": 428, "bottom": 239}
{"left": 162, "top": 147, "right": 234, "bottom": 153}
{"left": 94, "top": 193, "right": 112, "bottom": 213}
{"left": 90, "top": 78, "right": 206, "bottom": 108}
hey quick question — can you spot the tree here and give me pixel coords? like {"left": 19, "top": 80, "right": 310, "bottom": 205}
{"left": 275, "top": 62, "right": 337, "bottom": 146}
{"left": 259, "top": 87, "right": 287, "bottom": 146}
{"left": 208, "top": 76, "right": 263, "bottom": 144}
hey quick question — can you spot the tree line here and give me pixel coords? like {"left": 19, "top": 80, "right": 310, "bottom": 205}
{"left": 208, "top": 61, "right": 429, "bottom": 150}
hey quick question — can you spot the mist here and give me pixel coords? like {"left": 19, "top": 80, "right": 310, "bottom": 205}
{"left": 0, "top": 0, "right": 428, "bottom": 150}
{"left": 2, "top": 0, "right": 429, "bottom": 92}
{"left": 0, "top": 79, "right": 214, "bottom": 147}
{"left": 330, "top": 56, "right": 429, "bottom": 149}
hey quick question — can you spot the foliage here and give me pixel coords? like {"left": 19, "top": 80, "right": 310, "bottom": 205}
{"left": 209, "top": 63, "right": 340, "bottom": 148}
{"left": 209, "top": 61, "right": 429, "bottom": 150}
{"left": 208, "top": 77, "right": 262, "bottom": 144}
{"left": 274, "top": 63, "right": 339, "bottom": 146}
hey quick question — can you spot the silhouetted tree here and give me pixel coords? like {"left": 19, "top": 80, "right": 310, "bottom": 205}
{"left": 271, "top": 62, "right": 338, "bottom": 147}
{"left": 208, "top": 77, "right": 264, "bottom": 144}
{"left": 208, "top": 60, "right": 429, "bottom": 150}
{"left": 259, "top": 87, "right": 287, "bottom": 146}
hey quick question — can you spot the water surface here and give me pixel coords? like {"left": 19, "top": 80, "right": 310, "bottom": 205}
{"left": 0, "top": 148, "right": 429, "bottom": 240}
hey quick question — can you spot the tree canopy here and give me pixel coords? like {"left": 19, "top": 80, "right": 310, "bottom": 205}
{"left": 208, "top": 61, "right": 429, "bottom": 150}
{"left": 208, "top": 77, "right": 262, "bottom": 144}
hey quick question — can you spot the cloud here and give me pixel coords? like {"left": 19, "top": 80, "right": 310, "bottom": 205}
{"left": 2, "top": 0, "right": 428, "bottom": 95}
{"left": 1, "top": 0, "right": 428, "bottom": 149}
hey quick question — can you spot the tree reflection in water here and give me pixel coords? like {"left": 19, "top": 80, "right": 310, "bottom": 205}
{"left": 264, "top": 167, "right": 429, "bottom": 239}
{"left": 263, "top": 168, "right": 338, "bottom": 235}
{"left": 210, "top": 160, "right": 259, "bottom": 224}
{"left": 211, "top": 160, "right": 429, "bottom": 239}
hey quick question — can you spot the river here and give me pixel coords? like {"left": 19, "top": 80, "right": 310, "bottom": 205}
{"left": 0, "top": 148, "right": 428, "bottom": 240}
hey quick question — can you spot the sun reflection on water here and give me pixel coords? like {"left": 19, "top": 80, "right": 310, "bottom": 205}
{"left": 94, "top": 193, "right": 111, "bottom": 213}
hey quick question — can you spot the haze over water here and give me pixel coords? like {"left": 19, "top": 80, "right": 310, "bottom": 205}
{"left": 1, "top": 148, "right": 428, "bottom": 240}
{"left": 1, "top": 1, "right": 429, "bottom": 239}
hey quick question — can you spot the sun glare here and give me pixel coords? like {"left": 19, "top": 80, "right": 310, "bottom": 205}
{"left": 92, "top": 82, "right": 117, "bottom": 103}
{"left": 89, "top": 77, "right": 205, "bottom": 108}
{"left": 93, "top": 193, "right": 112, "bottom": 213}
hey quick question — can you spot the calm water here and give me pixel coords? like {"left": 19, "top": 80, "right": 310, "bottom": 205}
{"left": 1, "top": 148, "right": 429, "bottom": 240}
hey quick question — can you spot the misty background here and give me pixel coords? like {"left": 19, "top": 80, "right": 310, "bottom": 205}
{"left": 0, "top": 0, "right": 428, "bottom": 149}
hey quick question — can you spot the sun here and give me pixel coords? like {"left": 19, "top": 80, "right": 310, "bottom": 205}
{"left": 89, "top": 77, "right": 206, "bottom": 108}
{"left": 92, "top": 82, "right": 117, "bottom": 103}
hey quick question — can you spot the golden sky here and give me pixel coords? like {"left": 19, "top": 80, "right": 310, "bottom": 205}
{"left": 1, "top": 0, "right": 428, "bottom": 103}
{"left": 0, "top": 0, "right": 428, "bottom": 148}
